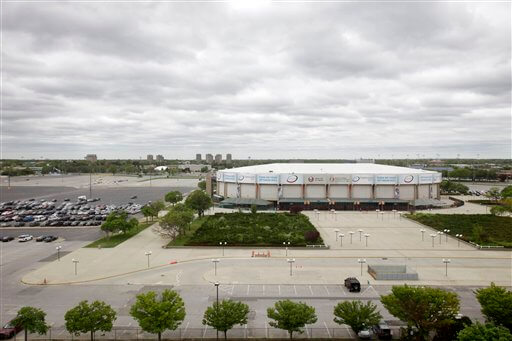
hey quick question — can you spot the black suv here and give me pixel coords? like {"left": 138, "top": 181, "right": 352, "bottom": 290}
{"left": 344, "top": 277, "right": 361, "bottom": 292}
{"left": 372, "top": 322, "right": 392, "bottom": 340}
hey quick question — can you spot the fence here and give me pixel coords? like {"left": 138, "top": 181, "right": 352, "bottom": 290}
{"left": 16, "top": 325, "right": 403, "bottom": 340}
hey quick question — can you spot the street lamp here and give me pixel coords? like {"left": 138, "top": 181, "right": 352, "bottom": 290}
{"left": 358, "top": 229, "right": 364, "bottom": 242}
{"left": 444, "top": 229, "right": 450, "bottom": 243}
{"left": 364, "top": 233, "right": 370, "bottom": 247}
{"left": 339, "top": 233, "right": 345, "bottom": 247}
{"left": 212, "top": 259, "right": 220, "bottom": 276}
{"left": 358, "top": 258, "right": 366, "bottom": 276}
{"left": 438, "top": 231, "right": 443, "bottom": 244}
{"left": 392, "top": 209, "right": 397, "bottom": 218}
{"left": 430, "top": 234, "right": 437, "bottom": 248}
{"left": 349, "top": 231, "right": 355, "bottom": 244}
{"left": 145, "top": 251, "right": 152, "bottom": 268}
{"left": 380, "top": 211, "right": 385, "bottom": 220}
{"left": 334, "top": 229, "right": 340, "bottom": 242}
{"left": 219, "top": 241, "right": 227, "bottom": 256}
{"left": 443, "top": 259, "right": 451, "bottom": 276}
{"left": 420, "top": 229, "right": 426, "bottom": 241}
{"left": 72, "top": 258, "right": 79, "bottom": 275}
{"left": 283, "top": 241, "right": 290, "bottom": 257}
{"left": 56, "top": 245, "right": 62, "bottom": 261}
{"left": 314, "top": 209, "right": 319, "bottom": 220}
{"left": 214, "top": 282, "right": 220, "bottom": 341}
{"left": 330, "top": 209, "right": 336, "bottom": 220}
{"left": 287, "top": 258, "right": 295, "bottom": 276}
{"left": 456, "top": 234, "right": 463, "bottom": 247}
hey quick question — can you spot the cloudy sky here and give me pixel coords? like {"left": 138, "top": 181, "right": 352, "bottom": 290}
{"left": 2, "top": 0, "right": 511, "bottom": 160}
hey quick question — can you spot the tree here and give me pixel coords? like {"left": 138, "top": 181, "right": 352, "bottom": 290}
{"left": 433, "top": 316, "right": 472, "bottom": 341}
{"left": 100, "top": 212, "right": 138, "bottom": 237}
{"left": 141, "top": 205, "right": 154, "bottom": 222}
{"left": 333, "top": 300, "right": 382, "bottom": 334}
{"left": 485, "top": 187, "right": 501, "bottom": 202}
{"left": 150, "top": 200, "right": 165, "bottom": 219}
{"left": 165, "top": 191, "right": 183, "bottom": 206}
{"left": 64, "top": 300, "right": 117, "bottom": 341}
{"left": 200, "top": 166, "right": 209, "bottom": 173}
{"left": 198, "top": 180, "right": 207, "bottom": 191}
{"left": 12, "top": 306, "right": 49, "bottom": 341}
{"left": 267, "top": 300, "right": 317, "bottom": 339}
{"left": 501, "top": 186, "right": 512, "bottom": 199}
{"left": 457, "top": 322, "right": 512, "bottom": 341}
{"left": 158, "top": 205, "right": 195, "bottom": 237}
{"left": 475, "top": 283, "right": 512, "bottom": 331}
{"left": 381, "top": 285, "right": 460, "bottom": 341}
{"left": 202, "top": 299, "right": 250, "bottom": 340}
{"left": 130, "top": 289, "right": 186, "bottom": 341}
{"left": 185, "top": 190, "right": 213, "bottom": 217}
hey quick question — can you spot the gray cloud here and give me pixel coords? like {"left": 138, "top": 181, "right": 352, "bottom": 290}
{"left": 2, "top": 1, "right": 510, "bottom": 159}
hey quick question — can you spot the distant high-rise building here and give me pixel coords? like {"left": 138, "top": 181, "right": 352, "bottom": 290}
{"left": 196, "top": 153, "right": 202, "bottom": 161}
{"left": 226, "top": 154, "right": 232, "bottom": 163}
{"left": 156, "top": 154, "right": 164, "bottom": 162}
{"left": 84, "top": 154, "right": 97, "bottom": 162}
{"left": 206, "top": 154, "right": 214, "bottom": 164}
{"left": 147, "top": 154, "right": 154, "bottom": 162}
{"left": 215, "top": 154, "right": 222, "bottom": 163}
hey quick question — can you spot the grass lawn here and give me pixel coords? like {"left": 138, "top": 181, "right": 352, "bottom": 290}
{"left": 166, "top": 217, "right": 207, "bottom": 246}
{"left": 167, "top": 212, "right": 323, "bottom": 247}
{"left": 85, "top": 221, "right": 154, "bottom": 248}
{"left": 406, "top": 213, "right": 512, "bottom": 247}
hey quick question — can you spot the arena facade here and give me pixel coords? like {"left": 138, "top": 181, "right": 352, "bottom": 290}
{"left": 216, "top": 163, "right": 442, "bottom": 210}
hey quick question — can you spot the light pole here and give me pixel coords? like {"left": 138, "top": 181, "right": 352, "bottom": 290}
{"left": 358, "top": 258, "right": 366, "bottom": 276}
{"left": 444, "top": 229, "right": 450, "bottom": 243}
{"left": 56, "top": 245, "right": 62, "bottom": 261}
{"left": 212, "top": 259, "right": 220, "bottom": 276}
{"left": 358, "top": 229, "right": 363, "bottom": 242}
{"left": 364, "top": 233, "right": 370, "bottom": 247}
{"left": 72, "top": 258, "right": 79, "bottom": 275}
{"left": 430, "top": 234, "right": 437, "bottom": 248}
{"left": 214, "top": 282, "right": 219, "bottom": 341}
{"left": 145, "top": 251, "right": 152, "bottom": 268}
{"left": 334, "top": 229, "right": 340, "bottom": 242}
{"left": 314, "top": 209, "right": 319, "bottom": 220}
{"left": 392, "top": 209, "right": 397, "bottom": 218}
{"left": 287, "top": 258, "right": 295, "bottom": 276}
{"left": 219, "top": 241, "right": 227, "bottom": 256}
{"left": 438, "top": 231, "right": 443, "bottom": 244}
{"left": 443, "top": 259, "right": 451, "bottom": 276}
{"left": 420, "top": 229, "right": 426, "bottom": 241}
{"left": 456, "top": 234, "right": 463, "bottom": 247}
{"left": 349, "top": 231, "right": 355, "bottom": 244}
{"left": 380, "top": 211, "right": 385, "bottom": 220}
{"left": 283, "top": 241, "right": 290, "bottom": 257}
{"left": 339, "top": 233, "right": 345, "bottom": 247}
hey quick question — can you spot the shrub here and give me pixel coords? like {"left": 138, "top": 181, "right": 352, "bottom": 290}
{"left": 304, "top": 230, "right": 320, "bottom": 242}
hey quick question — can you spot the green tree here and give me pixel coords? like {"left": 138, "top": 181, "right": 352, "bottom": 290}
{"left": 485, "top": 187, "right": 501, "bottom": 202}
{"left": 333, "top": 300, "right": 382, "bottom": 334}
{"left": 200, "top": 166, "right": 209, "bottom": 172}
{"left": 159, "top": 205, "right": 195, "bottom": 237}
{"left": 12, "top": 306, "right": 49, "bottom": 341}
{"left": 64, "top": 300, "right": 117, "bottom": 341}
{"left": 267, "top": 300, "right": 317, "bottom": 339}
{"left": 381, "top": 285, "right": 460, "bottom": 341}
{"left": 198, "top": 180, "right": 207, "bottom": 191}
{"left": 449, "top": 168, "right": 472, "bottom": 180}
{"left": 185, "top": 190, "right": 213, "bottom": 217}
{"left": 501, "top": 186, "right": 512, "bottom": 199}
{"left": 100, "top": 212, "right": 138, "bottom": 237}
{"left": 475, "top": 283, "right": 512, "bottom": 331}
{"left": 130, "top": 289, "right": 186, "bottom": 341}
{"left": 141, "top": 205, "right": 153, "bottom": 222}
{"left": 165, "top": 191, "right": 183, "bottom": 206}
{"left": 150, "top": 200, "right": 165, "bottom": 219}
{"left": 457, "top": 322, "right": 512, "bottom": 341}
{"left": 202, "top": 299, "right": 250, "bottom": 340}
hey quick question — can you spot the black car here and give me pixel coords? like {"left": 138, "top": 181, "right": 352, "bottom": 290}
{"left": 44, "top": 236, "right": 57, "bottom": 242}
{"left": 1, "top": 236, "right": 14, "bottom": 242}
{"left": 372, "top": 323, "right": 392, "bottom": 339}
{"left": 344, "top": 277, "right": 361, "bottom": 292}
{"left": 35, "top": 235, "right": 48, "bottom": 242}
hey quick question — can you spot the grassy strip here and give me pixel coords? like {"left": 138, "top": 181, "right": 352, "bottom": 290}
{"left": 406, "top": 213, "right": 512, "bottom": 247}
{"left": 85, "top": 221, "right": 153, "bottom": 248}
{"left": 468, "top": 200, "right": 503, "bottom": 206}
{"left": 166, "top": 217, "right": 207, "bottom": 247}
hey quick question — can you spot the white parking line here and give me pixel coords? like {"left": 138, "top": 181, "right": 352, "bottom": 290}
{"left": 247, "top": 284, "right": 250, "bottom": 295}
{"left": 324, "top": 285, "right": 330, "bottom": 295}
{"left": 278, "top": 285, "right": 281, "bottom": 296}
{"left": 339, "top": 285, "right": 346, "bottom": 296}
{"left": 308, "top": 285, "right": 314, "bottom": 296}
{"left": 202, "top": 325, "right": 208, "bottom": 338}
{"left": 323, "top": 322, "right": 332, "bottom": 338}
{"left": 183, "top": 322, "right": 189, "bottom": 337}
{"left": 305, "top": 326, "right": 310, "bottom": 338}
{"left": 344, "top": 325, "right": 353, "bottom": 338}
{"left": 293, "top": 285, "right": 298, "bottom": 295}
{"left": 262, "top": 285, "right": 265, "bottom": 296}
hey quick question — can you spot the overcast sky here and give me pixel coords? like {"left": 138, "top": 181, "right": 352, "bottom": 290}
{"left": 2, "top": 1, "right": 511, "bottom": 160}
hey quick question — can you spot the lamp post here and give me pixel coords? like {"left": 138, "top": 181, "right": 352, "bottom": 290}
{"left": 219, "top": 241, "right": 227, "bottom": 256}
{"left": 214, "top": 282, "right": 219, "bottom": 341}
{"left": 212, "top": 259, "right": 220, "bottom": 276}
{"left": 349, "top": 231, "right": 355, "bottom": 244}
{"left": 334, "top": 229, "right": 340, "bottom": 242}
{"left": 456, "top": 234, "right": 463, "bottom": 247}
{"left": 443, "top": 259, "right": 451, "bottom": 276}
{"left": 392, "top": 209, "right": 397, "bottom": 218}
{"left": 430, "top": 234, "right": 437, "bottom": 248}
{"left": 314, "top": 209, "right": 319, "bottom": 220}
{"left": 283, "top": 241, "right": 290, "bottom": 257}
{"left": 330, "top": 209, "right": 336, "bottom": 220}
{"left": 72, "top": 258, "right": 79, "bottom": 275}
{"left": 364, "top": 233, "right": 370, "bottom": 247}
{"left": 56, "top": 245, "right": 62, "bottom": 261}
{"left": 380, "top": 211, "right": 385, "bottom": 220}
{"left": 444, "top": 229, "right": 450, "bottom": 243}
{"left": 358, "top": 258, "right": 366, "bottom": 276}
{"left": 287, "top": 258, "right": 295, "bottom": 276}
{"left": 339, "top": 233, "right": 345, "bottom": 247}
{"left": 420, "top": 229, "right": 426, "bottom": 241}
{"left": 438, "top": 231, "right": 443, "bottom": 244}
{"left": 145, "top": 251, "right": 152, "bottom": 268}
{"left": 358, "top": 229, "right": 363, "bottom": 242}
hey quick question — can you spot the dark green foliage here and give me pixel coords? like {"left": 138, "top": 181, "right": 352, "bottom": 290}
{"left": 440, "top": 180, "right": 469, "bottom": 194}
{"left": 64, "top": 300, "right": 116, "bottom": 341}
{"left": 304, "top": 230, "right": 320, "bottom": 242}
{"left": 333, "top": 300, "right": 382, "bottom": 334}
{"left": 202, "top": 300, "right": 250, "bottom": 340}
{"left": 475, "top": 283, "right": 512, "bottom": 331}
{"left": 457, "top": 322, "right": 512, "bottom": 341}
{"left": 12, "top": 306, "right": 49, "bottom": 341}
{"left": 433, "top": 316, "right": 472, "bottom": 341}
{"left": 185, "top": 190, "right": 213, "bottom": 217}
{"left": 267, "top": 300, "right": 317, "bottom": 339}
{"left": 406, "top": 213, "right": 512, "bottom": 247}
{"left": 165, "top": 191, "right": 183, "bottom": 205}
{"left": 198, "top": 180, "right": 207, "bottom": 191}
{"left": 185, "top": 213, "right": 323, "bottom": 246}
{"left": 501, "top": 186, "right": 512, "bottom": 198}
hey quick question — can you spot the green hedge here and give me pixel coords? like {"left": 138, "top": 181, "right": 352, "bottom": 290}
{"left": 184, "top": 212, "right": 323, "bottom": 246}
{"left": 406, "top": 213, "right": 512, "bottom": 247}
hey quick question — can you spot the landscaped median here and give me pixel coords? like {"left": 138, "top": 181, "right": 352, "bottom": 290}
{"left": 406, "top": 213, "right": 512, "bottom": 248}
{"left": 167, "top": 212, "right": 324, "bottom": 247}
{"left": 85, "top": 221, "right": 154, "bottom": 248}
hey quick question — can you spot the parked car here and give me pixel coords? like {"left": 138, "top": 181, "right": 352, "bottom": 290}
{"left": 357, "top": 328, "right": 372, "bottom": 339}
{"left": 373, "top": 323, "right": 392, "bottom": 339}
{"left": 18, "top": 234, "right": 33, "bottom": 242}
{"left": 1, "top": 236, "right": 14, "bottom": 242}
{"left": 0, "top": 320, "right": 22, "bottom": 339}
{"left": 35, "top": 235, "right": 48, "bottom": 242}
{"left": 344, "top": 277, "right": 361, "bottom": 292}
{"left": 44, "top": 236, "right": 58, "bottom": 242}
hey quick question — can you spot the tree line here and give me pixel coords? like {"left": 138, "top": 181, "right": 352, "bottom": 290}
{"left": 10, "top": 283, "right": 512, "bottom": 341}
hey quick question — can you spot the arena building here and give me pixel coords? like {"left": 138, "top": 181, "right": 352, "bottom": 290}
{"left": 216, "top": 163, "right": 442, "bottom": 211}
